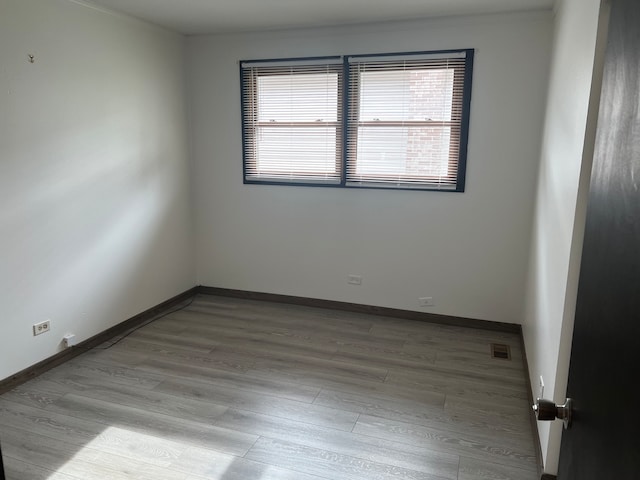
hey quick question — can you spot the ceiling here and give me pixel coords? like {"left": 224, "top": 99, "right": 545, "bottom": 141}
{"left": 84, "top": 0, "right": 555, "bottom": 35}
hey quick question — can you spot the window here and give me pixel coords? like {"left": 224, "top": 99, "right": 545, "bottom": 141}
{"left": 240, "top": 50, "right": 473, "bottom": 191}
{"left": 241, "top": 58, "right": 344, "bottom": 185}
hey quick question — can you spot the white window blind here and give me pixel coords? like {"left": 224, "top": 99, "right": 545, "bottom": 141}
{"left": 240, "top": 50, "right": 473, "bottom": 190}
{"left": 346, "top": 52, "right": 470, "bottom": 190}
{"left": 241, "top": 59, "right": 343, "bottom": 185}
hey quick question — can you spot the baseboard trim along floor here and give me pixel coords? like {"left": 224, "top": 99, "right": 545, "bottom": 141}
{"left": 0, "top": 287, "right": 198, "bottom": 395}
{"left": 198, "top": 286, "right": 522, "bottom": 334}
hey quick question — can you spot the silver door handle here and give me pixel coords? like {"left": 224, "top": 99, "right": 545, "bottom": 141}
{"left": 532, "top": 398, "right": 573, "bottom": 429}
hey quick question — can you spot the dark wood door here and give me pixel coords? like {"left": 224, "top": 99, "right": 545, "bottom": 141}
{"left": 557, "top": 0, "right": 640, "bottom": 478}
{"left": 0, "top": 440, "right": 4, "bottom": 480}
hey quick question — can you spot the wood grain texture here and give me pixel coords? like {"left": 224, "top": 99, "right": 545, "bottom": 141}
{"left": 172, "top": 445, "right": 330, "bottom": 480}
{"left": 0, "top": 294, "right": 537, "bottom": 479}
{"left": 353, "top": 415, "right": 537, "bottom": 471}
{"left": 213, "top": 408, "right": 459, "bottom": 478}
{"left": 153, "top": 377, "right": 359, "bottom": 431}
{"left": 3, "top": 457, "right": 77, "bottom": 480}
{"left": 458, "top": 457, "right": 540, "bottom": 480}
{"left": 245, "top": 436, "right": 453, "bottom": 480}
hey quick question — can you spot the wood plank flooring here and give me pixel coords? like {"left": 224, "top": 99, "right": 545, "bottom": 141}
{"left": 0, "top": 294, "right": 538, "bottom": 480}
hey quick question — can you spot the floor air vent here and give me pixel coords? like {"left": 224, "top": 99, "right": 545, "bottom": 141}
{"left": 491, "top": 343, "right": 511, "bottom": 360}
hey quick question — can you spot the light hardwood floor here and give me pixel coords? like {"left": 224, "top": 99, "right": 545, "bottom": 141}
{"left": 0, "top": 294, "right": 539, "bottom": 480}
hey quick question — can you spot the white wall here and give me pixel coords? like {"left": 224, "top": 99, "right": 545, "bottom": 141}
{"left": 522, "top": 0, "right": 605, "bottom": 473}
{"left": 188, "top": 12, "right": 552, "bottom": 324}
{"left": 0, "top": 0, "right": 195, "bottom": 380}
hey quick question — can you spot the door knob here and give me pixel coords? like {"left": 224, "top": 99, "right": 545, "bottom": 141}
{"left": 532, "top": 398, "right": 573, "bottom": 429}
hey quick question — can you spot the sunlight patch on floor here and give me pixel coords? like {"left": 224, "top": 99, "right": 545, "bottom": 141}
{"left": 48, "top": 426, "right": 238, "bottom": 480}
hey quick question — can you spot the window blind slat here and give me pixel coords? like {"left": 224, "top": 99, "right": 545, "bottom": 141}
{"left": 347, "top": 51, "right": 467, "bottom": 63}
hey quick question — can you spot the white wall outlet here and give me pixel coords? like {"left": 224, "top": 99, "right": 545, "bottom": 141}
{"left": 33, "top": 320, "right": 51, "bottom": 336}
{"left": 419, "top": 297, "right": 434, "bottom": 307}
{"left": 347, "top": 274, "right": 362, "bottom": 285}
{"left": 63, "top": 334, "right": 77, "bottom": 347}
{"left": 538, "top": 375, "right": 545, "bottom": 399}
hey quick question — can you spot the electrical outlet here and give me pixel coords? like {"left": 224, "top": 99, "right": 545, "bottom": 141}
{"left": 539, "top": 375, "right": 545, "bottom": 398}
{"left": 33, "top": 320, "right": 51, "bottom": 336}
{"left": 347, "top": 274, "right": 362, "bottom": 285}
{"left": 63, "top": 333, "right": 77, "bottom": 347}
{"left": 419, "top": 297, "right": 434, "bottom": 307}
